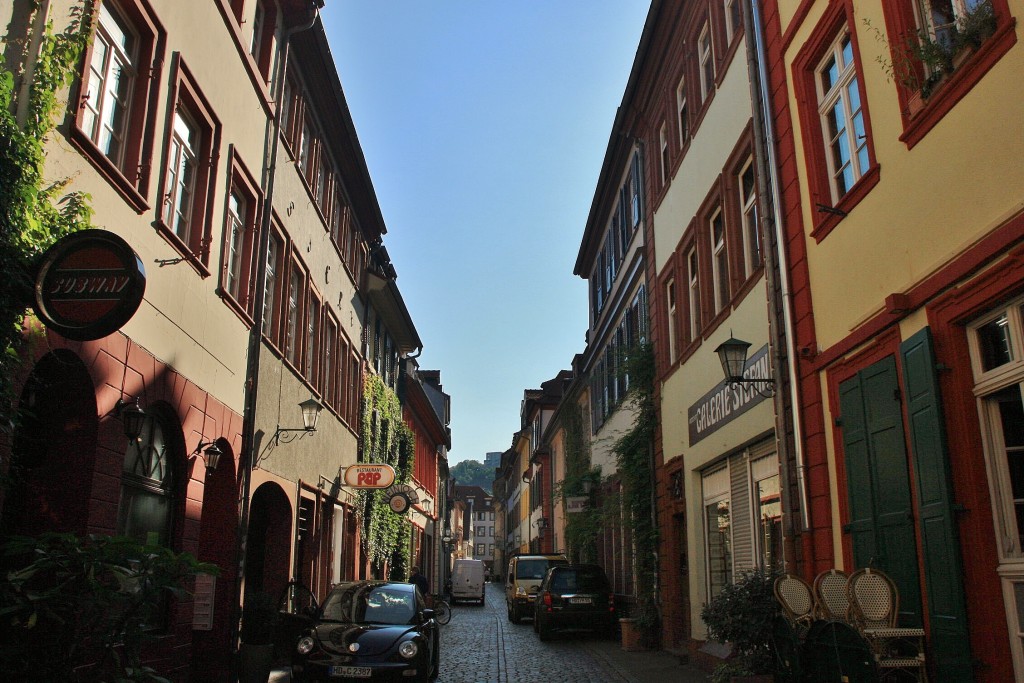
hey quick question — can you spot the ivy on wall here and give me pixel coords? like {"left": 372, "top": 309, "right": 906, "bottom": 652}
{"left": 1, "top": 2, "right": 95, "bottom": 438}
{"left": 612, "top": 342, "right": 659, "bottom": 646}
{"left": 358, "top": 373, "right": 415, "bottom": 578}
{"left": 555, "top": 400, "right": 603, "bottom": 563}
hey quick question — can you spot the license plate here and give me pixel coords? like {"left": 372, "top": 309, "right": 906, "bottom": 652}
{"left": 569, "top": 597, "right": 592, "bottom": 604}
{"left": 329, "top": 666, "right": 372, "bottom": 678}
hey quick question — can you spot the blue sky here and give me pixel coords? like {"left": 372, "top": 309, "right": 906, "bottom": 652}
{"left": 322, "top": 2, "right": 651, "bottom": 464}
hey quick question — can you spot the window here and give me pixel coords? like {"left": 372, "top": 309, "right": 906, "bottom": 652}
{"left": 702, "top": 467, "right": 732, "bottom": 599}
{"left": 306, "top": 293, "right": 321, "bottom": 389}
{"left": 221, "top": 155, "right": 260, "bottom": 316}
{"left": 163, "top": 110, "right": 198, "bottom": 244}
{"left": 751, "top": 456, "right": 782, "bottom": 572}
{"left": 659, "top": 123, "right": 670, "bottom": 184}
{"left": 337, "top": 338, "right": 350, "bottom": 416}
{"left": 118, "top": 411, "right": 175, "bottom": 548}
{"left": 725, "top": 0, "right": 743, "bottom": 44}
{"left": 710, "top": 208, "right": 729, "bottom": 313}
{"left": 263, "top": 230, "right": 284, "bottom": 338}
{"left": 666, "top": 278, "right": 678, "bottom": 363}
{"left": 82, "top": 3, "right": 136, "bottom": 171}
{"left": 817, "top": 32, "right": 869, "bottom": 202}
{"left": 325, "top": 316, "right": 338, "bottom": 410}
{"left": 284, "top": 264, "right": 304, "bottom": 367}
{"left": 688, "top": 246, "right": 701, "bottom": 341}
{"left": 74, "top": 0, "right": 162, "bottom": 209}
{"left": 676, "top": 76, "right": 690, "bottom": 146}
{"left": 476, "top": 544, "right": 485, "bottom": 556}
{"left": 158, "top": 59, "right": 219, "bottom": 267}
{"left": 738, "top": 159, "right": 762, "bottom": 277}
{"left": 699, "top": 23, "right": 715, "bottom": 101}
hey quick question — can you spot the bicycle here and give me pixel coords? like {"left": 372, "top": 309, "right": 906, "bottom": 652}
{"left": 430, "top": 594, "right": 452, "bottom": 625}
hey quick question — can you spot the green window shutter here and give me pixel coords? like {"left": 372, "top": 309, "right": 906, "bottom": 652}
{"left": 901, "top": 327, "right": 973, "bottom": 679}
{"left": 838, "top": 357, "right": 923, "bottom": 627}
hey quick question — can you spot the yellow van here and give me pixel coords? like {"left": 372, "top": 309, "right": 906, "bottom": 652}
{"left": 505, "top": 553, "right": 568, "bottom": 623}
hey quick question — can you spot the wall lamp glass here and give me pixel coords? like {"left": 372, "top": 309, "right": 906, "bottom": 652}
{"left": 191, "top": 440, "right": 223, "bottom": 475}
{"left": 714, "top": 335, "right": 774, "bottom": 397}
{"left": 113, "top": 397, "right": 146, "bottom": 441}
{"left": 273, "top": 397, "right": 324, "bottom": 443}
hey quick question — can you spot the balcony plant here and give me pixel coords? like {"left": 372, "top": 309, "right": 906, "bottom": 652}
{"left": 700, "top": 568, "right": 779, "bottom": 683}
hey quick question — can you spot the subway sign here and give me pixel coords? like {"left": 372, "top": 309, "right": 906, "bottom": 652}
{"left": 343, "top": 464, "right": 396, "bottom": 489}
{"left": 33, "top": 229, "right": 146, "bottom": 341}
{"left": 687, "top": 345, "right": 770, "bottom": 446}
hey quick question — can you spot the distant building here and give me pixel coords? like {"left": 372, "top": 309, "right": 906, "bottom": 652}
{"left": 454, "top": 485, "right": 496, "bottom": 575}
{"left": 484, "top": 451, "right": 502, "bottom": 470}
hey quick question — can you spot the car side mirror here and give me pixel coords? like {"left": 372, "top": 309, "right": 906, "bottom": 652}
{"left": 421, "top": 608, "right": 436, "bottom": 622}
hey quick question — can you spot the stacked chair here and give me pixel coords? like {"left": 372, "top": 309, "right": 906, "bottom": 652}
{"left": 773, "top": 567, "right": 927, "bottom": 682}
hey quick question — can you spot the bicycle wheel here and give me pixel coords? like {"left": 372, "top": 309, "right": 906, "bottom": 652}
{"left": 435, "top": 600, "right": 451, "bottom": 625}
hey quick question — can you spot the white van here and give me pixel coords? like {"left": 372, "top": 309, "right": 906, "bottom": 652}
{"left": 451, "top": 558, "right": 486, "bottom": 605}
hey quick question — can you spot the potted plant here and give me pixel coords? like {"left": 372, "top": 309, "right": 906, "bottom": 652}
{"left": 700, "top": 568, "right": 779, "bottom": 683}
{"left": 238, "top": 591, "right": 280, "bottom": 683}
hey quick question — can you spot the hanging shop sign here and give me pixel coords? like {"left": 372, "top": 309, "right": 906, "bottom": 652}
{"left": 384, "top": 484, "right": 420, "bottom": 515}
{"left": 343, "top": 463, "right": 396, "bottom": 489}
{"left": 33, "top": 229, "right": 146, "bottom": 341}
{"left": 687, "top": 344, "right": 770, "bottom": 446}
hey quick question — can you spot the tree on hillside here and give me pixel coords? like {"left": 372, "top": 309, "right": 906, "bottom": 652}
{"left": 450, "top": 460, "right": 493, "bottom": 493}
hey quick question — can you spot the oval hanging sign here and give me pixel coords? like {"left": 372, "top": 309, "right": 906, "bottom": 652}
{"left": 33, "top": 229, "right": 146, "bottom": 341}
{"left": 343, "top": 463, "right": 396, "bottom": 489}
{"left": 384, "top": 484, "right": 420, "bottom": 516}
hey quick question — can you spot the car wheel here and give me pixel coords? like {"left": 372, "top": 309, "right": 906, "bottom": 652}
{"left": 429, "top": 633, "right": 439, "bottom": 680}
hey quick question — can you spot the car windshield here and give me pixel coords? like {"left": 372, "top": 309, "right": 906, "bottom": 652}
{"left": 320, "top": 583, "right": 415, "bottom": 625}
{"left": 516, "top": 559, "right": 552, "bottom": 580}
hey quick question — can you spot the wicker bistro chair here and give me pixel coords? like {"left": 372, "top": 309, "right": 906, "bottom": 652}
{"left": 812, "top": 568, "right": 850, "bottom": 622}
{"left": 774, "top": 574, "right": 816, "bottom": 637}
{"left": 846, "top": 568, "right": 928, "bottom": 682}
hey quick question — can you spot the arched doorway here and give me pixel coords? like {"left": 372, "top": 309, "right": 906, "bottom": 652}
{"left": 246, "top": 482, "right": 292, "bottom": 601}
{"left": 1, "top": 350, "right": 97, "bottom": 537}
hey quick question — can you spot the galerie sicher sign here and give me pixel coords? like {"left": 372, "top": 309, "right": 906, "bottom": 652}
{"left": 687, "top": 345, "right": 770, "bottom": 446}
{"left": 33, "top": 229, "right": 146, "bottom": 341}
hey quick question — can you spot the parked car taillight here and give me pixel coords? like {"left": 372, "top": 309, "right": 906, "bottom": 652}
{"left": 543, "top": 591, "right": 552, "bottom": 608}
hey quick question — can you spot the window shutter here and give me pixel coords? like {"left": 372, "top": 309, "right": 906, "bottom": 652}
{"left": 900, "top": 328, "right": 973, "bottom": 678}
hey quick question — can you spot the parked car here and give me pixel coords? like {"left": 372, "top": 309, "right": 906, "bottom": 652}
{"left": 532, "top": 564, "right": 616, "bottom": 641}
{"left": 289, "top": 580, "right": 439, "bottom": 682}
{"left": 505, "top": 553, "right": 568, "bottom": 624}
{"left": 451, "top": 558, "right": 485, "bottom": 605}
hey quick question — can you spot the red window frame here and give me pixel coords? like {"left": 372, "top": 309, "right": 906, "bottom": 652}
{"left": 792, "top": 0, "right": 880, "bottom": 242}
{"left": 72, "top": 0, "right": 165, "bottom": 213}
{"left": 219, "top": 148, "right": 262, "bottom": 323}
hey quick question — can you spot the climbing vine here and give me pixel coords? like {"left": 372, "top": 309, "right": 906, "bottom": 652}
{"left": 0, "top": 1, "right": 96, "bottom": 438}
{"left": 358, "top": 373, "right": 415, "bottom": 577}
{"left": 554, "top": 399, "right": 602, "bottom": 563}
{"left": 612, "top": 342, "right": 659, "bottom": 645}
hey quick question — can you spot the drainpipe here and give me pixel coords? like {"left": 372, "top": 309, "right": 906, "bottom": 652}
{"left": 231, "top": 1, "right": 320, "bottom": 667}
{"left": 742, "top": 0, "right": 811, "bottom": 571}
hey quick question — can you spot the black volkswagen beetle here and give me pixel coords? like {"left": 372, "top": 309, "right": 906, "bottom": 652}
{"left": 289, "top": 580, "right": 439, "bottom": 682}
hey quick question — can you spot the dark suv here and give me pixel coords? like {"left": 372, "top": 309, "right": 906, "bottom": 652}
{"left": 532, "top": 564, "right": 616, "bottom": 641}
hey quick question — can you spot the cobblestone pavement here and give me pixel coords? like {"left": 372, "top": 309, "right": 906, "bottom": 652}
{"left": 272, "top": 582, "right": 709, "bottom": 683}
{"left": 434, "top": 582, "right": 709, "bottom": 683}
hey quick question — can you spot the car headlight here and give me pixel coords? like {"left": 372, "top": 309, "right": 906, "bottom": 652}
{"left": 398, "top": 640, "right": 419, "bottom": 659}
{"left": 296, "top": 636, "right": 315, "bottom": 655}
{"left": 516, "top": 586, "right": 526, "bottom": 596}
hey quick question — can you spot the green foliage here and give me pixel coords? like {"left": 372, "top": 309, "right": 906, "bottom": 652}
{"left": 0, "top": 532, "right": 218, "bottom": 682}
{"left": 611, "top": 342, "right": 659, "bottom": 647}
{"left": 358, "top": 374, "right": 415, "bottom": 575}
{"left": 0, "top": 2, "right": 96, "bottom": 439}
{"left": 864, "top": 2, "right": 996, "bottom": 97}
{"left": 700, "top": 567, "right": 780, "bottom": 677}
{"left": 552, "top": 397, "right": 603, "bottom": 563}
{"left": 450, "top": 459, "right": 493, "bottom": 493}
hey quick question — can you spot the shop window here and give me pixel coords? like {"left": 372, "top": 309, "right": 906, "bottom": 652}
{"left": 751, "top": 457, "right": 783, "bottom": 572}
{"left": 118, "top": 411, "right": 175, "bottom": 548}
{"left": 702, "top": 467, "right": 732, "bottom": 600}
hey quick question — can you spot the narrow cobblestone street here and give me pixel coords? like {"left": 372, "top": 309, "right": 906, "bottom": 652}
{"left": 434, "top": 583, "right": 708, "bottom": 683}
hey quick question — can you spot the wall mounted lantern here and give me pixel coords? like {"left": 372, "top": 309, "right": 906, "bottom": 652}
{"left": 113, "top": 397, "right": 146, "bottom": 441}
{"left": 191, "top": 440, "right": 223, "bottom": 476}
{"left": 714, "top": 334, "right": 774, "bottom": 396}
{"left": 273, "top": 397, "right": 324, "bottom": 443}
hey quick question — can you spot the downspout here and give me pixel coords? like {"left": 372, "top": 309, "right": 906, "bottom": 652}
{"left": 231, "top": 1, "right": 320, "bottom": 662}
{"left": 742, "top": 0, "right": 812, "bottom": 566}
